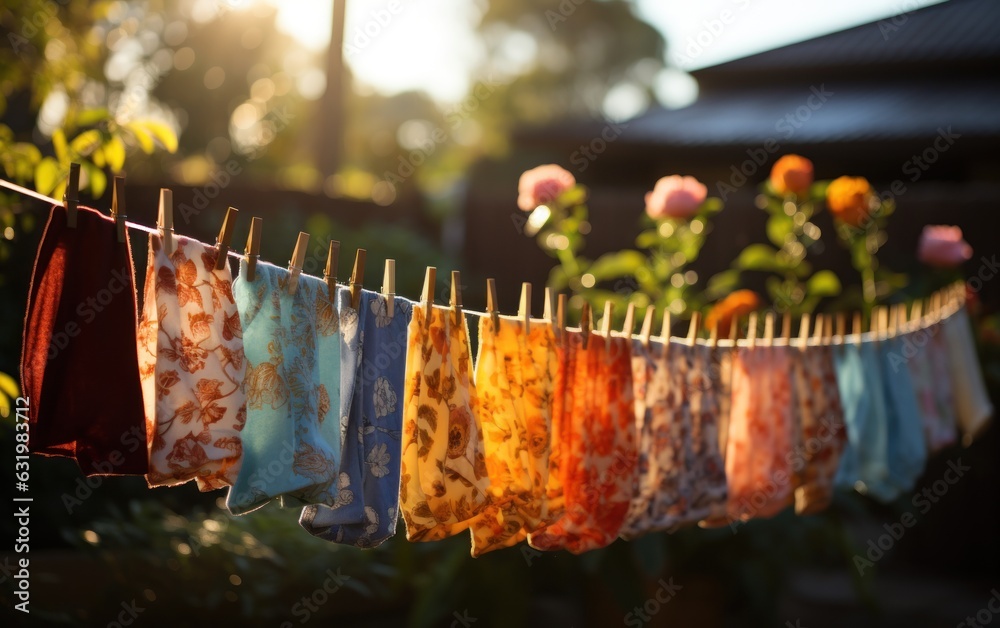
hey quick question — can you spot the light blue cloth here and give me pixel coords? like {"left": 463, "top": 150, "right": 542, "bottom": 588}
{"left": 226, "top": 261, "right": 340, "bottom": 515}
{"left": 878, "top": 336, "right": 928, "bottom": 494}
{"left": 833, "top": 341, "right": 897, "bottom": 502}
{"left": 300, "top": 290, "right": 413, "bottom": 547}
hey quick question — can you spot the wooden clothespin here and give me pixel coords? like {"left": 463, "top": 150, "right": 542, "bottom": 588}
{"left": 519, "top": 283, "right": 532, "bottom": 334}
{"left": 836, "top": 312, "right": 846, "bottom": 342}
{"left": 660, "top": 309, "right": 672, "bottom": 342}
{"left": 747, "top": 312, "right": 758, "bottom": 346}
{"left": 581, "top": 301, "right": 592, "bottom": 349}
{"left": 622, "top": 302, "right": 636, "bottom": 339}
{"left": 600, "top": 301, "right": 614, "bottom": 337}
{"left": 823, "top": 314, "right": 834, "bottom": 343}
{"left": 877, "top": 307, "right": 889, "bottom": 339}
{"left": 763, "top": 311, "right": 775, "bottom": 347}
{"left": 382, "top": 259, "right": 395, "bottom": 318}
{"left": 214, "top": 206, "right": 238, "bottom": 271}
{"left": 324, "top": 240, "right": 340, "bottom": 301}
{"left": 110, "top": 176, "right": 126, "bottom": 243}
{"left": 450, "top": 270, "right": 462, "bottom": 322}
{"left": 813, "top": 314, "right": 825, "bottom": 343}
{"left": 287, "top": 231, "right": 309, "bottom": 295}
{"left": 709, "top": 319, "right": 719, "bottom": 348}
{"left": 640, "top": 305, "right": 655, "bottom": 347}
{"left": 911, "top": 300, "right": 923, "bottom": 326}
{"left": 799, "top": 313, "right": 811, "bottom": 348}
{"left": 244, "top": 216, "right": 261, "bottom": 281}
{"left": 64, "top": 163, "right": 80, "bottom": 228}
{"left": 888, "top": 304, "right": 899, "bottom": 337}
{"left": 852, "top": 311, "right": 863, "bottom": 345}
{"left": 781, "top": 312, "right": 791, "bottom": 343}
{"left": 556, "top": 294, "right": 566, "bottom": 341}
{"left": 543, "top": 287, "right": 553, "bottom": 322}
{"left": 729, "top": 314, "right": 739, "bottom": 344}
{"left": 486, "top": 278, "right": 500, "bottom": 333}
{"left": 350, "top": 249, "right": 366, "bottom": 310}
{"left": 686, "top": 311, "right": 700, "bottom": 346}
{"left": 158, "top": 188, "right": 174, "bottom": 255}
{"left": 421, "top": 266, "right": 436, "bottom": 327}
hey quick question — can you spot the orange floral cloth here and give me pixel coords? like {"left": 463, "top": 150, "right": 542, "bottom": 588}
{"left": 470, "top": 316, "right": 555, "bottom": 555}
{"left": 529, "top": 332, "right": 637, "bottom": 554}
{"left": 724, "top": 345, "right": 797, "bottom": 521}
{"left": 534, "top": 326, "right": 573, "bottom": 533}
{"left": 790, "top": 343, "right": 846, "bottom": 515}
{"left": 137, "top": 234, "right": 246, "bottom": 490}
{"left": 399, "top": 305, "right": 490, "bottom": 542}
{"left": 684, "top": 343, "right": 729, "bottom": 524}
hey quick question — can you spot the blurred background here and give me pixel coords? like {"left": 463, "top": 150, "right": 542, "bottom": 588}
{"left": 1, "top": 0, "right": 998, "bottom": 626}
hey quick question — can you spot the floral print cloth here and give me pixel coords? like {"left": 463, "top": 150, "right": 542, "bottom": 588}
{"left": 226, "top": 261, "right": 340, "bottom": 514}
{"left": 879, "top": 336, "right": 927, "bottom": 494}
{"left": 470, "top": 316, "right": 555, "bottom": 556}
{"left": 533, "top": 327, "right": 573, "bottom": 534}
{"left": 683, "top": 343, "right": 729, "bottom": 525}
{"left": 138, "top": 234, "right": 246, "bottom": 490}
{"left": 399, "top": 305, "right": 490, "bottom": 542}
{"left": 725, "top": 345, "right": 797, "bottom": 521}
{"left": 301, "top": 290, "right": 413, "bottom": 547}
{"left": 942, "top": 307, "right": 994, "bottom": 445}
{"left": 917, "top": 323, "right": 958, "bottom": 452}
{"left": 789, "top": 343, "right": 846, "bottom": 515}
{"left": 529, "top": 332, "right": 637, "bottom": 554}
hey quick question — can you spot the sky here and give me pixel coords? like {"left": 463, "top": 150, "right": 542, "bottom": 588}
{"left": 263, "top": 0, "right": 945, "bottom": 105}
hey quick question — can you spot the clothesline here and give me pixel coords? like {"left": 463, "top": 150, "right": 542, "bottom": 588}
{"left": 0, "top": 175, "right": 965, "bottom": 348}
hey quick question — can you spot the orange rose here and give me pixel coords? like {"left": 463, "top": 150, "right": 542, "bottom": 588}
{"left": 706, "top": 290, "right": 760, "bottom": 338}
{"left": 770, "top": 155, "right": 814, "bottom": 197}
{"left": 826, "top": 176, "right": 874, "bottom": 227}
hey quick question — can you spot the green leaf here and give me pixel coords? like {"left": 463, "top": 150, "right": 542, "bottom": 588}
{"left": 104, "top": 135, "right": 126, "bottom": 171}
{"left": 0, "top": 371, "right": 17, "bottom": 398}
{"left": 735, "top": 244, "right": 784, "bottom": 272}
{"left": 75, "top": 107, "right": 110, "bottom": 127}
{"left": 83, "top": 161, "right": 107, "bottom": 198}
{"left": 587, "top": 250, "right": 647, "bottom": 281}
{"left": 52, "top": 129, "right": 68, "bottom": 162}
{"left": 766, "top": 214, "right": 794, "bottom": 248}
{"left": 139, "top": 120, "right": 179, "bottom": 153}
{"left": 701, "top": 196, "right": 724, "bottom": 214}
{"left": 557, "top": 184, "right": 587, "bottom": 208}
{"left": 125, "top": 122, "right": 155, "bottom": 153}
{"left": 806, "top": 270, "right": 842, "bottom": 297}
{"left": 34, "top": 157, "right": 60, "bottom": 195}
{"left": 705, "top": 269, "right": 742, "bottom": 299}
{"left": 70, "top": 129, "right": 102, "bottom": 157}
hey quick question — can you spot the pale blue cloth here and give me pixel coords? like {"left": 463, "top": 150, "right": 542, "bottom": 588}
{"left": 226, "top": 261, "right": 340, "bottom": 515}
{"left": 834, "top": 341, "right": 897, "bottom": 502}
{"left": 300, "top": 290, "right": 413, "bottom": 547}
{"left": 879, "top": 336, "right": 928, "bottom": 494}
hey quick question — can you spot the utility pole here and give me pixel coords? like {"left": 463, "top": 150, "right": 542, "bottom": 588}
{"left": 318, "top": 0, "right": 347, "bottom": 188}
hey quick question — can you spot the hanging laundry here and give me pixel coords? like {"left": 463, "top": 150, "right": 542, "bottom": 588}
{"left": 226, "top": 262, "right": 340, "bottom": 514}
{"left": 725, "top": 345, "right": 797, "bottom": 521}
{"left": 138, "top": 234, "right": 247, "bottom": 490}
{"left": 878, "top": 335, "right": 928, "bottom": 493}
{"left": 921, "top": 321, "right": 959, "bottom": 452}
{"left": 789, "top": 343, "right": 846, "bottom": 515}
{"left": 942, "top": 306, "right": 994, "bottom": 445}
{"left": 301, "top": 290, "right": 413, "bottom": 547}
{"left": 682, "top": 343, "right": 729, "bottom": 525}
{"left": 619, "top": 336, "right": 674, "bottom": 538}
{"left": 398, "top": 305, "right": 490, "bottom": 542}
{"left": 21, "top": 205, "right": 147, "bottom": 476}
{"left": 278, "top": 283, "right": 355, "bottom": 507}
{"left": 834, "top": 341, "right": 897, "bottom": 502}
{"left": 531, "top": 323, "right": 574, "bottom": 536}
{"left": 470, "top": 316, "right": 555, "bottom": 556}
{"left": 529, "top": 332, "right": 636, "bottom": 554}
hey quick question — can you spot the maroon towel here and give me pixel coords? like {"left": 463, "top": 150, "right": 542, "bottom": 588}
{"left": 20, "top": 204, "right": 148, "bottom": 476}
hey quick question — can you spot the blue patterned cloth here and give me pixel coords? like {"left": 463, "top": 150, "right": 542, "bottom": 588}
{"left": 878, "top": 336, "right": 927, "bottom": 494}
{"left": 300, "top": 289, "right": 413, "bottom": 546}
{"left": 226, "top": 261, "right": 341, "bottom": 514}
{"left": 833, "top": 340, "right": 897, "bottom": 502}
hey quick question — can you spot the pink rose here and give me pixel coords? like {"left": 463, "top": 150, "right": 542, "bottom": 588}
{"left": 918, "top": 225, "right": 972, "bottom": 268}
{"left": 645, "top": 175, "right": 707, "bottom": 220}
{"left": 517, "top": 164, "right": 576, "bottom": 211}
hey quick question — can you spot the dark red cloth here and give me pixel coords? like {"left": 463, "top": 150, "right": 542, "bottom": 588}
{"left": 20, "top": 205, "right": 148, "bottom": 476}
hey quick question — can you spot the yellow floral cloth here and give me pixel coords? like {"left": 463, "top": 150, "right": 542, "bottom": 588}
{"left": 470, "top": 316, "right": 555, "bottom": 556}
{"left": 399, "top": 305, "right": 490, "bottom": 541}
